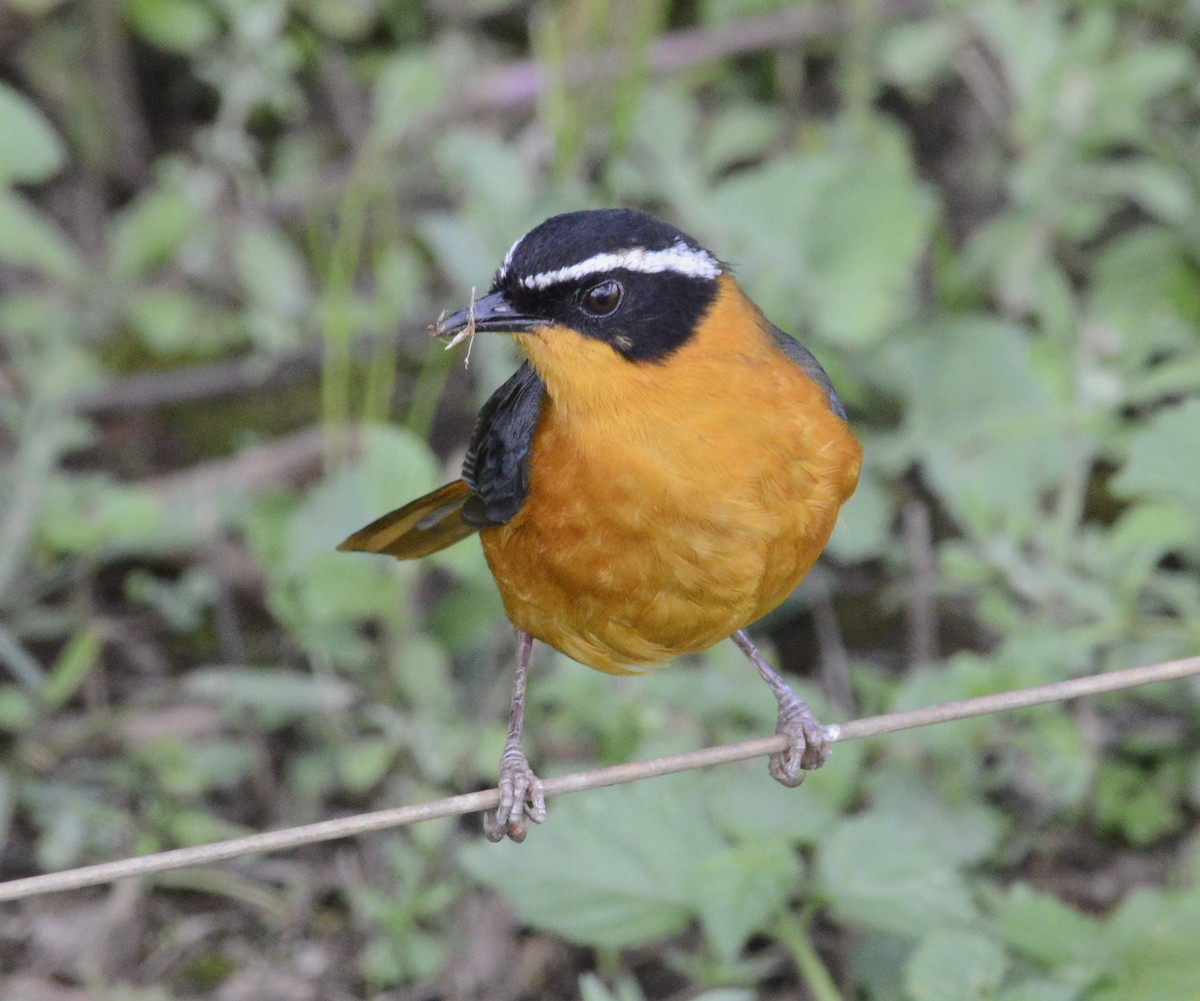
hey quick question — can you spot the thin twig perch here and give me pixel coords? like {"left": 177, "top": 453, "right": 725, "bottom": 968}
{"left": 1, "top": 652, "right": 1196, "bottom": 903}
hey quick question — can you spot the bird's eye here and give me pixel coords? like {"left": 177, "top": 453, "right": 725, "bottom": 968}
{"left": 581, "top": 280, "right": 623, "bottom": 317}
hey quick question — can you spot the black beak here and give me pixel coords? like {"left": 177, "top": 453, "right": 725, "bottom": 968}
{"left": 432, "top": 290, "right": 545, "bottom": 340}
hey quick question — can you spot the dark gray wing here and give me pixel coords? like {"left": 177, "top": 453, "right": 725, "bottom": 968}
{"left": 767, "top": 325, "right": 848, "bottom": 420}
{"left": 461, "top": 361, "right": 546, "bottom": 527}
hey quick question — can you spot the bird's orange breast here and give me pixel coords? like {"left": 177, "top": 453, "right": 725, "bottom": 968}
{"left": 479, "top": 276, "right": 862, "bottom": 674}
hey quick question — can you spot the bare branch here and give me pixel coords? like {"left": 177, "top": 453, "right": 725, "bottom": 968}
{"left": 1, "top": 652, "right": 1196, "bottom": 903}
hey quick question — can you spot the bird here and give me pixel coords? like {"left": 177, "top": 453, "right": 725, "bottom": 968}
{"left": 339, "top": 208, "right": 862, "bottom": 842}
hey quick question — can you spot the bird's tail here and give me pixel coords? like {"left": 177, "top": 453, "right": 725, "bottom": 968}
{"left": 337, "top": 479, "right": 480, "bottom": 560}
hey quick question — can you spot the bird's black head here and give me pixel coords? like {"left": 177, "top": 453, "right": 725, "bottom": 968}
{"left": 435, "top": 209, "right": 724, "bottom": 363}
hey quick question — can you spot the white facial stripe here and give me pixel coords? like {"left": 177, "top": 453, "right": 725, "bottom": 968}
{"left": 517, "top": 241, "right": 721, "bottom": 291}
{"left": 497, "top": 234, "right": 524, "bottom": 281}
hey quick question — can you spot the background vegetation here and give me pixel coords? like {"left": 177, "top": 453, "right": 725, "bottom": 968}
{"left": 2, "top": 0, "right": 1199, "bottom": 998}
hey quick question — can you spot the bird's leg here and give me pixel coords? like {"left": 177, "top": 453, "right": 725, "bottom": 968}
{"left": 731, "top": 629, "right": 835, "bottom": 787}
{"left": 483, "top": 630, "right": 547, "bottom": 842}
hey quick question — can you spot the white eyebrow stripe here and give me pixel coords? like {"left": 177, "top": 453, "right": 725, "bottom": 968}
{"left": 518, "top": 241, "right": 721, "bottom": 291}
{"left": 497, "top": 234, "right": 525, "bottom": 281}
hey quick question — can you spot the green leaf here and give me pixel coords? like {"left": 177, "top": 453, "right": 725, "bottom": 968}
{"left": 992, "top": 883, "right": 1108, "bottom": 973}
{"left": 904, "top": 929, "right": 1007, "bottom": 1001}
{"left": 1093, "top": 759, "right": 1187, "bottom": 845}
{"left": 0, "top": 686, "right": 38, "bottom": 733}
{"left": 160, "top": 807, "right": 253, "bottom": 848}
{"left": 704, "top": 761, "right": 844, "bottom": 848}
{"left": 996, "top": 981, "right": 1083, "bottom": 1001}
{"left": 186, "top": 667, "right": 357, "bottom": 730}
{"left": 109, "top": 186, "right": 199, "bottom": 280}
{"left": 125, "top": 289, "right": 205, "bottom": 356}
{"left": 1093, "top": 159, "right": 1193, "bottom": 224}
{"left": 368, "top": 52, "right": 446, "bottom": 149}
{"left": 124, "top": 0, "right": 219, "bottom": 52}
{"left": 708, "top": 124, "right": 934, "bottom": 348}
{"left": 298, "top": 0, "right": 379, "bottom": 40}
{"left": 883, "top": 655, "right": 1005, "bottom": 761}
{"left": 826, "top": 463, "right": 894, "bottom": 562}
{"left": 801, "top": 141, "right": 936, "bottom": 348}
{"left": 866, "top": 777, "right": 1004, "bottom": 867}
{"left": 41, "top": 625, "right": 104, "bottom": 710}
{"left": 816, "top": 807, "right": 979, "bottom": 937}
{"left": 1111, "top": 399, "right": 1200, "bottom": 510}
{"left": 1093, "top": 882, "right": 1200, "bottom": 1001}
{"left": 1087, "top": 228, "right": 1200, "bottom": 367}
{"left": 879, "top": 19, "right": 961, "bottom": 97}
{"left": 704, "top": 156, "right": 827, "bottom": 312}
{"left": 854, "top": 930, "right": 912, "bottom": 1001}
{"left": 29, "top": 786, "right": 130, "bottom": 871}
{"left": 695, "top": 840, "right": 801, "bottom": 963}
{"left": 388, "top": 633, "right": 454, "bottom": 715}
{"left": 0, "top": 81, "right": 66, "bottom": 183}
{"left": 422, "top": 130, "right": 556, "bottom": 327}
{"left": 1021, "top": 713, "right": 1096, "bottom": 814}
{"left": 1086, "top": 41, "right": 1193, "bottom": 149}
{"left": 39, "top": 475, "right": 180, "bottom": 556}
{"left": 609, "top": 87, "right": 706, "bottom": 211}
{"left": 336, "top": 737, "right": 397, "bottom": 793}
{"left": 699, "top": 0, "right": 793, "bottom": 24}
{"left": 291, "top": 426, "right": 438, "bottom": 578}
{"left": 461, "top": 772, "right": 734, "bottom": 951}
{"left": 235, "top": 222, "right": 310, "bottom": 318}
{"left": 361, "top": 926, "right": 444, "bottom": 988}
{"left": 892, "top": 317, "right": 1066, "bottom": 534}
{"left": 0, "top": 191, "right": 83, "bottom": 282}
{"left": 700, "top": 104, "right": 785, "bottom": 177}
{"left": 140, "top": 738, "right": 257, "bottom": 796}
{"left": 427, "top": 574, "right": 505, "bottom": 653}
{"left": 248, "top": 426, "right": 442, "bottom": 665}
{"left": 1100, "top": 502, "right": 1200, "bottom": 594}
{"left": 271, "top": 426, "right": 437, "bottom": 575}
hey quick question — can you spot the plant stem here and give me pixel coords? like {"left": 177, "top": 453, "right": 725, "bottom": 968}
{"left": 774, "top": 907, "right": 844, "bottom": 1001}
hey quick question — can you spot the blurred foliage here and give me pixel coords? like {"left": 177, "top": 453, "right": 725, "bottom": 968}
{"left": 1, "top": 0, "right": 1199, "bottom": 998}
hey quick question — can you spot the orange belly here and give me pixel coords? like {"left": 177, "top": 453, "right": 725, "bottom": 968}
{"left": 479, "top": 281, "right": 862, "bottom": 674}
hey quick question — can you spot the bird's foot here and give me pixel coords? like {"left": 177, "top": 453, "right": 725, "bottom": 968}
{"left": 770, "top": 690, "right": 836, "bottom": 787}
{"left": 483, "top": 740, "right": 546, "bottom": 843}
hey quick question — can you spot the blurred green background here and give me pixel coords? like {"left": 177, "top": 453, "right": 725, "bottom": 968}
{"left": 2, "top": 0, "right": 1199, "bottom": 998}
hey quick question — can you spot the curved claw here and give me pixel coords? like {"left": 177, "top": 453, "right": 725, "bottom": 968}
{"left": 769, "top": 688, "right": 833, "bottom": 788}
{"left": 730, "top": 630, "right": 835, "bottom": 790}
{"left": 770, "top": 717, "right": 833, "bottom": 786}
{"left": 484, "top": 743, "right": 546, "bottom": 843}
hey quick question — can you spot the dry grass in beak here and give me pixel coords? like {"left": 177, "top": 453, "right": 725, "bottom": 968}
{"left": 428, "top": 288, "right": 477, "bottom": 369}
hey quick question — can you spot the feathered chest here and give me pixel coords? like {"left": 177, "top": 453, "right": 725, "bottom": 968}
{"left": 475, "top": 346, "right": 860, "bottom": 671}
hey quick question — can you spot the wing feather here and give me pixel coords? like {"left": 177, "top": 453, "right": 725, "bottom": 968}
{"left": 461, "top": 361, "right": 546, "bottom": 526}
{"left": 338, "top": 363, "right": 546, "bottom": 559}
{"left": 766, "top": 324, "right": 848, "bottom": 420}
{"left": 337, "top": 479, "right": 478, "bottom": 560}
